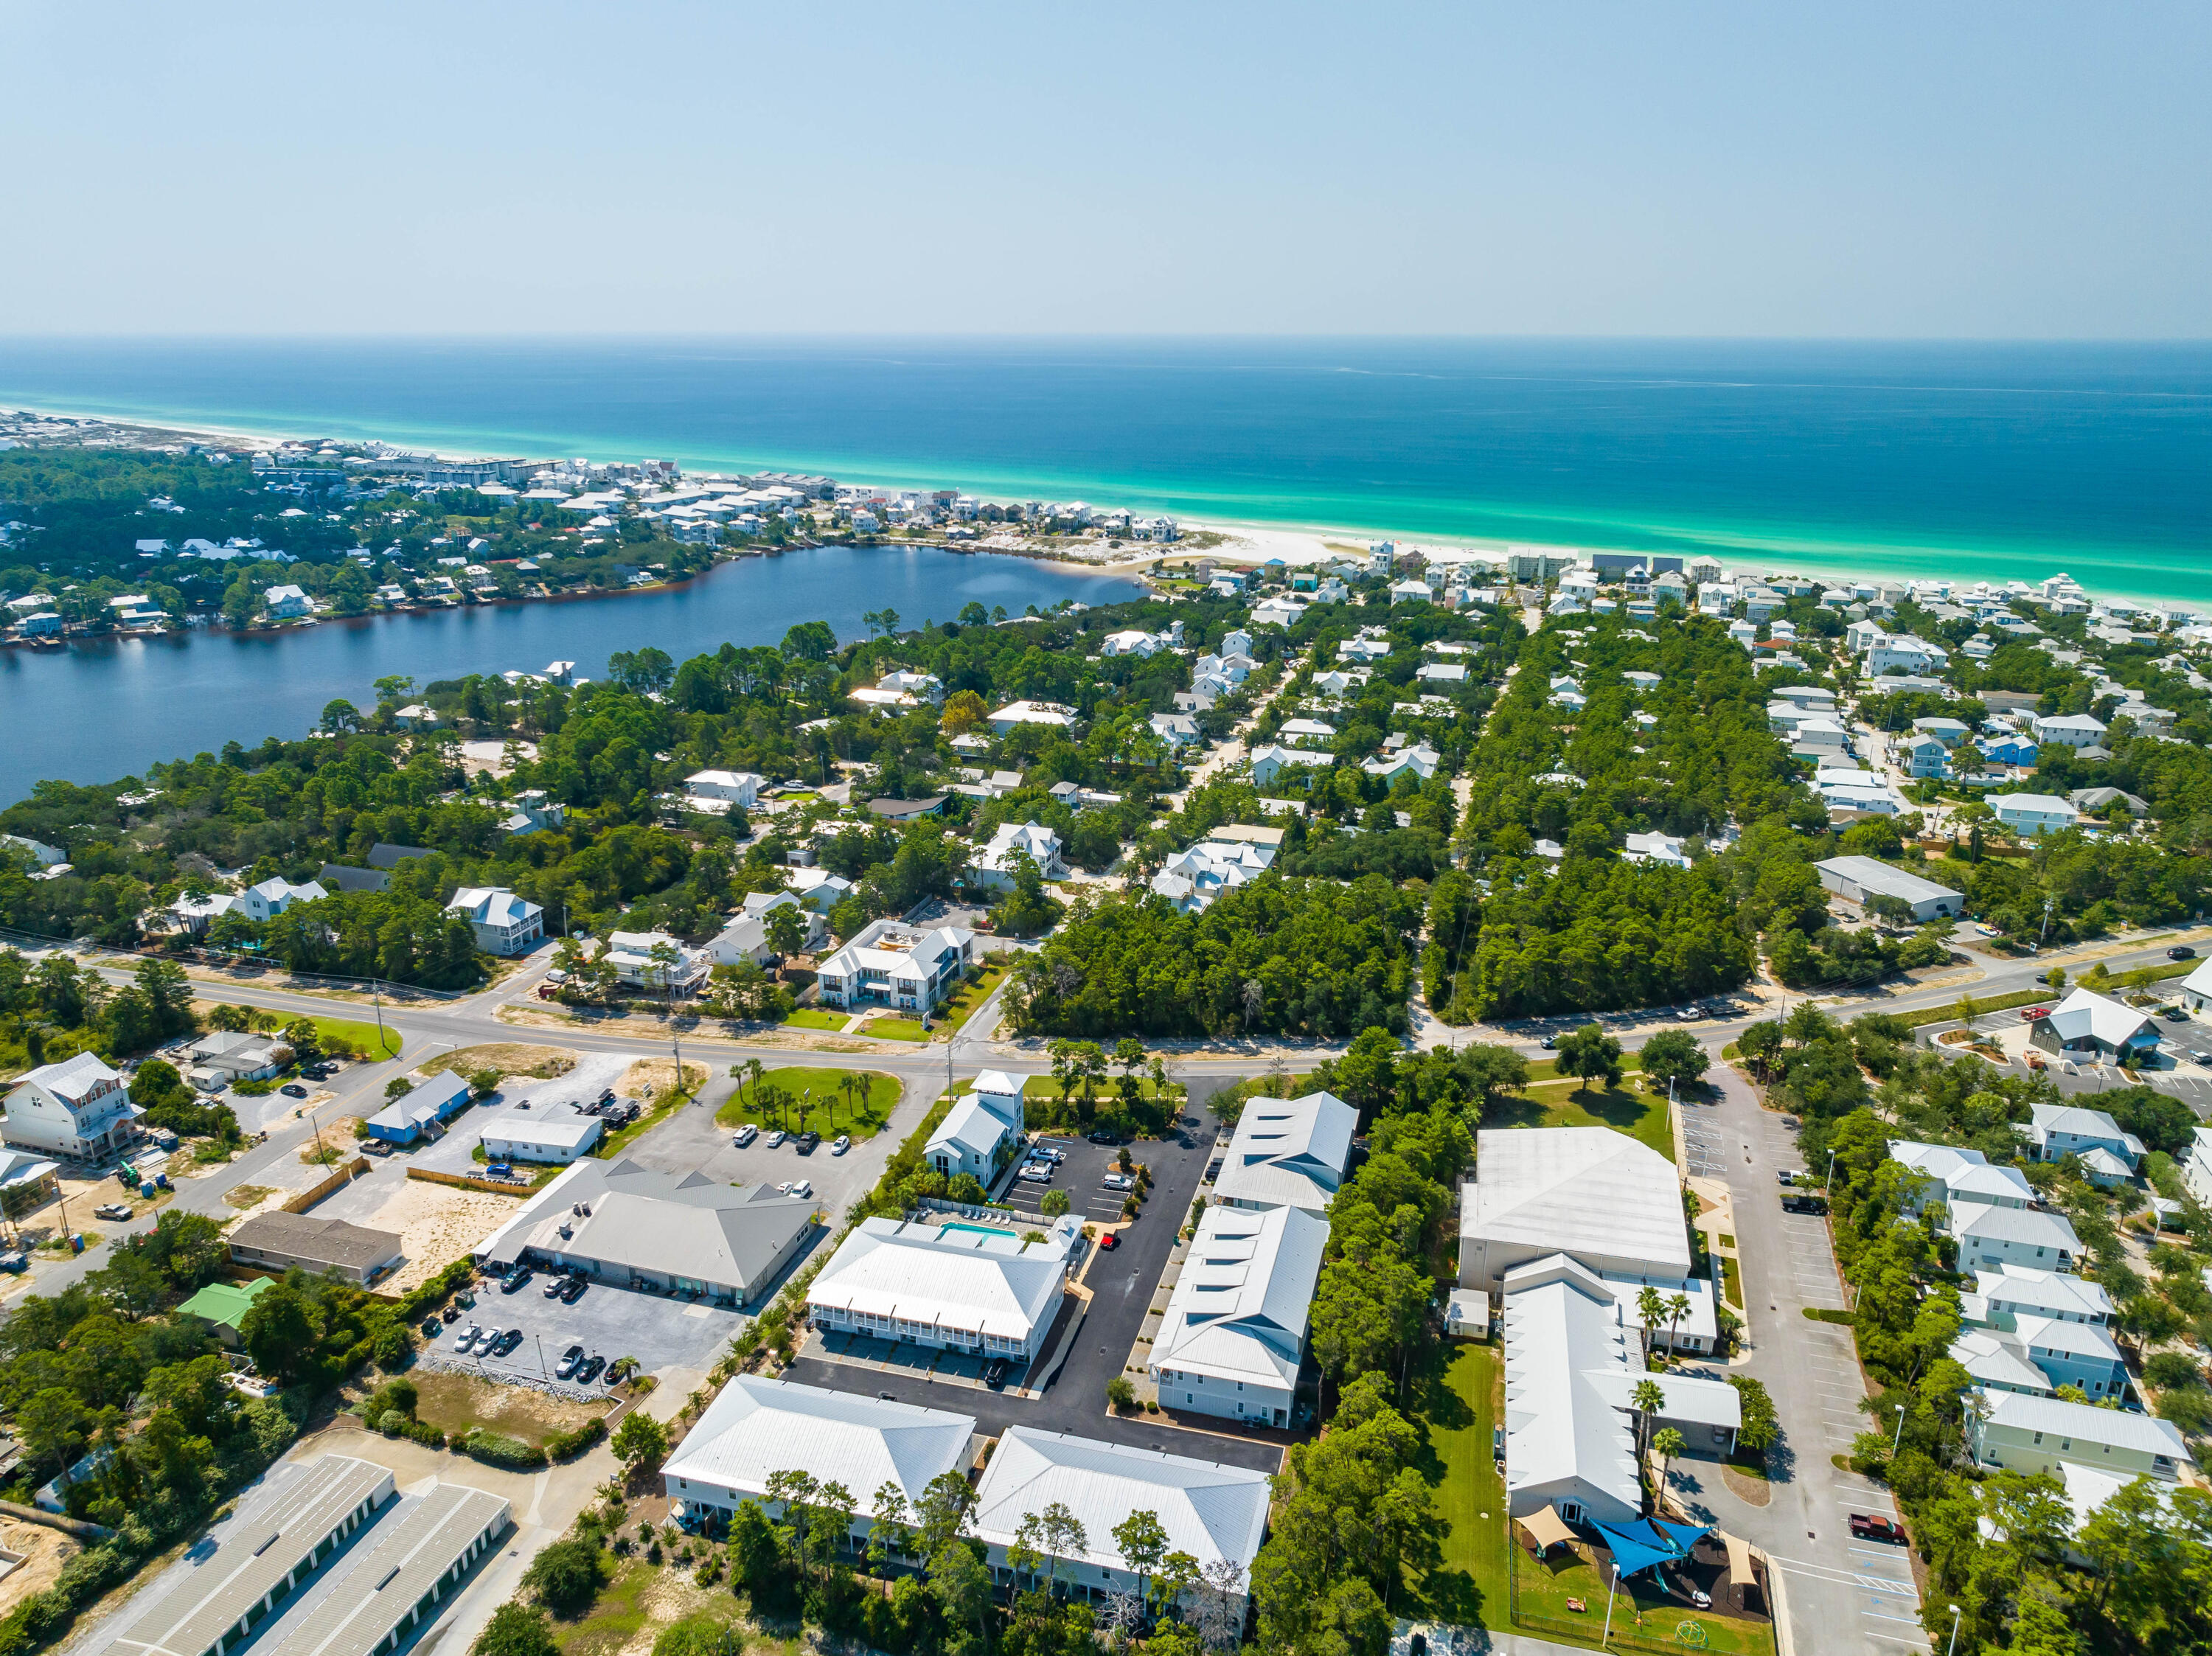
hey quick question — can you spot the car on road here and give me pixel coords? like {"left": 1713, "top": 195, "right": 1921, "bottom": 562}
{"left": 1102, "top": 1173, "right": 1135, "bottom": 1191}
{"left": 1096, "top": 1231, "right": 1119, "bottom": 1250}
{"left": 94, "top": 1202, "right": 132, "bottom": 1221}
{"left": 500, "top": 1268, "right": 533, "bottom": 1294}
{"left": 831, "top": 1135, "right": 851, "bottom": 1155}
{"left": 558, "top": 1276, "right": 587, "bottom": 1304}
{"left": 1539, "top": 1034, "right": 1556, "bottom": 1050}
{"left": 2170, "top": 946, "right": 2197, "bottom": 961}
{"left": 733, "top": 1124, "right": 758, "bottom": 1147}
{"left": 555, "top": 1343, "right": 585, "bottom": 1380}
{"left": 1849, "top": 1513, "right": 1907, "bottom": 1545}
{"left": 796, "top": 1131, "right": 821, "bottom": 1154}
{"left": 280, "top": 1084, "right": 309, "bottom": 1099}
{"left": 765, "top": 1130, "right": 786, "bottom": 1149}
{"left": 1018, "top": 1164, "right": 1051, "bottom": 1183}
{"left": 984, "top": 1357, "right": 1011, "bottom": 1390}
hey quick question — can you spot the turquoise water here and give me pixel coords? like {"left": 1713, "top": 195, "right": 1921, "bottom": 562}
{"left": 1, "top": 337, "right": 2208, "bottom": 602}
{"left": 936, "top": 1220, "right": 1015, "bottom": 1237}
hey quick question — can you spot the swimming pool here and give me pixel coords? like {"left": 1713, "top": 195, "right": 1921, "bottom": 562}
{"left": 937, "top": 1220, "right": 1011, "bottom": 1236}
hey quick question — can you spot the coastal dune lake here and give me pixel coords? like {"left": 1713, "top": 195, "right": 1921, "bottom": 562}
{"left": 0, "top": 546, "right": 1141, "bottom": 801}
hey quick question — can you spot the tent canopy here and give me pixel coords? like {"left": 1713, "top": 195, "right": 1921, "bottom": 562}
{"left": 1592, "top": 1517, "right": 1712, "bottom": 1580}
{"left": 1516, "top": 1505, "right": 1578, "bottom": 1553}
{"left": 1722, "top": 1531, "right": 1754, "bottom": 1593}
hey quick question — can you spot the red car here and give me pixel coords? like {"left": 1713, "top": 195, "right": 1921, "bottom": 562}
{"left": 2019, "top": 1006, "right": 2051, "bottom": 1022}
{"left": 1097, "top": 1232, "right": 1120, "bottom": 1251}
{"left": 1850, "top": 1514, "right": 1907, "bottom": 1545}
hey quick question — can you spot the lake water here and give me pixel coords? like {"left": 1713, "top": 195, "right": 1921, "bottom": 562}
{"left": 0, "top": 545, "right": 1141, "bottom": 804}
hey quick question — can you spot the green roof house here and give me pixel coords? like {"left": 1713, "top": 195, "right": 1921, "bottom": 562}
{"left": 178, "top": 1276, "right": 273, "bottom": 1345}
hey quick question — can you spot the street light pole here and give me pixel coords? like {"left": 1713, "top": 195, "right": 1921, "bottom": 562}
{"left": 1601, "top": 1559, "right": 1621, "bottom": 1646}
{"left": 1891, "top": 1403, "right": 1907, "bottom": 1456}
{"left": 1825, "top": 1147, "right": 1837, "bottom": 1199}
{"left": 1946, "top": 1604, "right": 1962, "bottom": 1656}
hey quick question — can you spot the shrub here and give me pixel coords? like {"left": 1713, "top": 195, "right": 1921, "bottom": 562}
{"left": 1107, "top": 1376, "right": 1136, "bottom": 1413}
{"left": 545, "top": 1417, "right": 607, "bottom": 1462}
{"left": 474, "top": 1601, "right": 560, "bottom": 1656}
{"left": 522, "top": 1534, "right": 603, "bottom": 1615}
{"left": 459, "top": 1428, "right": 548, "bottom": 1470}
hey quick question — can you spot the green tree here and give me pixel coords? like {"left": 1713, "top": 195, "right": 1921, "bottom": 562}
{"left": 1637, "top": 1028, "right": 1708, "bottom": 1090}
{"left": 523, "top": 1535, "right": 603, "bottom": 1615}
{"left": 474, "top": 1602, "right": 561, "bottom": 1656}
{"left": 611, "top": 1409, "right": 669, "bottom": 1472}
{"left": 1554, "top": 1023, "right": 1622, "bottom": 1096}
{"left": 17, "top": 1386, "right": 88, "bottom": 1485}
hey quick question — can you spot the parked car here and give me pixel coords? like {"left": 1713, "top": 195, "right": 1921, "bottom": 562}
{"left": 832, "top": 1135, "right": 851, "bottom": 1155}
{"left": 1097, "top": 1231, "right": 1120, "bottom": 1250}
{"left": 787, "top": 1178, "right": 812, "bottom": 1199}
{"left": 765, "top": 1130, "right": 787, "bottom": 1149}
{"left": 501, "top": 1268, "right": 533, "bottom": 1294}
{"left": 94, "top": 1202, "right": 132, "bottom": 1221}
{"left": 1102, "top": 1173, "right": 1134, "bottom": 1191}
{"left": 733, "top": 1124, "right": 759, "bottom": 1147}
{"left": 577, "top": 1353, "right": 607, "bottom": 1385}
{"left": 420, "top": 1318, "right": 442, "bottom": 1338}
{"left": 558, "top": 1276, "right": 588, "bottom": 1304}
{"left": 2020, "top": 1006, "right": 2051, "bottom": 1021}
{"left": 554, "top": 1343, "right": 585, "bottom": 1380}
{"left": 1781, "top": 1193, "right": 1828, "bottom": 1215}
{"left": 1018, "top": 1165, "right": 1052, "bottom": 1183}
{"left": 280, "top": 1084, "right": 309, "bottom": 1099}
{"left": 494, "top": 1329, "right": 524, "bottom": 1357}
{"left": 2169, "top": 946, "right": 2197, "bottom": 961}
{"left": 456, "top": 1323, "right": 485, "bottom": 1353}
{"left": 796, "top": 1131, "right": 821, "bottom": 1154}
{"left": 543, "top": 1273, "right": 566, "bottom": 1297}
{"left": 1850, "top": 1514, "right": 1907, "bottom": 1545}
{"left": 2164, "top": 1006, "right": 2189, "bottom": 1020}
{"left": 1775, "top": 1169, "right": 1795, "bottom": 1186}
{"left": 1086, "top": 1130, "right": 1119, "bottom": 1146}
{"left": 984, "top": 1357, "right": 1010, "bottom": 1390}
{"left": 1031, "top": 1144, "right": 1065, "bottom": 1163}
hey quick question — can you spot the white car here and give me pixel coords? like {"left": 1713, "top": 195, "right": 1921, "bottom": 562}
{"left": 456, "top": 1323, "right": 484, "bottom": 1353}
{"left": 765, "top": 1129, "right": 787, "bottom": 1148}
{"left": 732, "top": 1124, "right": 759, "bottom": 1147}
{"left": 1018, "top": 1164, "right": 1052, "bottom": 1183}
{"left": 787, "top": 1178, "right": 813, "bottom": 1199}
{"left": 1029, "top": 1144, "right": 1065, "bottom": 1163}
{"left": 1101, "top": 1172, "right": 1134, "bottom": 1191}
{"left": 831, "top": 1135, "right": 850, "bottom": 1155}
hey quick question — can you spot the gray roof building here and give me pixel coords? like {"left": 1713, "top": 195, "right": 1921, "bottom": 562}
{"left": 473, "top": 1157, "right": 816, "bottom": 1307}
{"left": 106, "top": 1454, "right": 394, "bottom": 1656}
{"left": 262, "top": 1480, "right": 510, "bottom": 1656}
{"left": 229, "top": 1211, "right": 405, "bottom": 1284}
{"left": 1813, "top": 855, "right": 1964, "bottom": 922}
{"left": 314, "top": 863, "right": 391, "bottom": 894}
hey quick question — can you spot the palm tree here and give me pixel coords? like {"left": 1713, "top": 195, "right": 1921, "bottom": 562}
{"left": 1632, "top": 1379, "right": 1666, "bottom": 1465}
{"left": 1636, "top": 1286, "right": 1668, "bottom": 1354}
{"left": 1665, "top": 1292, "right": 1691, "bottom": 1354}
{"left": 1652, "top": 1427, "right": 1686, "bottom": 1500}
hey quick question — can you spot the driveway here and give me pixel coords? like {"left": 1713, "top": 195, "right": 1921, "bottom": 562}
{"left": 1689, "top": 1061, "right": 1931, "bottom": 1654}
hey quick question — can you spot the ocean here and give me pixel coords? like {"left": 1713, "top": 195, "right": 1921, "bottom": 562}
{"left": 1, "top": 336, "right": 2208, "bottom": 601}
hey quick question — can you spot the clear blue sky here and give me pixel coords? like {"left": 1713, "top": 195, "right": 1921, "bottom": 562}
{"left": 4, "top": 1, "right": 2205, "bottom": 337}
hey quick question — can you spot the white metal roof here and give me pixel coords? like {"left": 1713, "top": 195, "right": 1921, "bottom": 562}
{"left": 928, "top": 1093, "right": 1018, "bottom": 1162}
{"left": 661, "top": 1377, "right": 975, "bottom": 1509}
{"left": 1952, "top": 1329, "right": 2054, "bottom": 1395}
{"left": 2039, "top": 988, "right": 2159, "bottom": 1050}
{"left": 1978, "top": 1390, "right": 2192, "bottom": 1461}
{"left": 807, "top": 1217, "right": 1072, "bottom": 1340}
{"left": 1464, "top": 1127, "right": 1692, "bottom": 1278}
{"left": 1813, "top": 855, "right": 1964, "bottom": 906}
{"left": 1500, "top": 1264, "right": 1641, "bottom": 1518}
{"left": 1955, "top": 1203, "right": 2081, "bottom": 1253}
{"left": 970, "top": 1427, "right": 1270, "bottom": 1579}
{"left": 1150, "top": 1205, "right": 1326, "bottom": 1391}
{"left": 1975, "top": 1264, "right": 2112, "bottom": 1323}
{"left": 1212, "top": 1090, "right": 1357, "bottom": 1214}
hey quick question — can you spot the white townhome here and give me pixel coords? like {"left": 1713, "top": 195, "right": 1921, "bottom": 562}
{"left": 925, "top": 1071, "right": 1028, "bottom": 1183}
{"left": 807, "top": 1215, "right": 1079, "bottom": 1365}
{"left": 1211, "top": 1090, "right": 1357, "bottom": 1216}
{"left": 445, "top": 887, "right": 545, "bottom": 955}
{"left": 970, "top": 1428, "right": 1270, "bottom": 1614}
{"left": 1967, "top": 1390, "right": 2192, "bottom": 1483}
{"left": 682, "top": 769, "right": 767, "bottom": 810}
{"left": 815, "top": 919, "right": 975, "bottom": 1015}
{"left": 973, "top": 821, "right": 1067, "bottom": 891}
{"left": 235, "top": 875, "right": 327, "bottom": 922}
{"left": 1149, "top": 1203, "right": 1326, "bottom": 1428}
{"left": 1, "top": 1054, "right": 139, "bottom": 1160}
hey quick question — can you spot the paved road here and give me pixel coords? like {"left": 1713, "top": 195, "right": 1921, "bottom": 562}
{"left": 1664, "top": 1065, "right": 1932, "bottom": 1655}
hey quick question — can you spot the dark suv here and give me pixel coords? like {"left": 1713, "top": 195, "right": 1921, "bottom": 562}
{"left": 796, "top": 1131, "right": 822, "bottom": 1154}
{"left": 500, "top": 1267, "right": 533, "bottom": 1294}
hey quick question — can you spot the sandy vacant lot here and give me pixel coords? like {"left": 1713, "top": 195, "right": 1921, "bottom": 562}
{"left": 0, "top": 1521, "right": 80, "bottom": 1616}
{"left": 351, "top": 1178, "right": 524, "bottom": 1294}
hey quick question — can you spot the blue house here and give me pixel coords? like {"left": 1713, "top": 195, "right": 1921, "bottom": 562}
{"left": 366, "top": 1072, "right": 473, "bottom": 1144}
{"left": 1983, "top": 735, "right": 2037, "bottom": 767}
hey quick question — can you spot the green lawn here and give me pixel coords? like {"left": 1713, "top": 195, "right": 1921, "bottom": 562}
{"left": 307, "top": 1015, "right": 403, "bottom": 1060}
{"left": 934, "top": 961, "right": 1009, "bottom": 1034}
{"left": 719, "top": 1066, "right": 902, "bottom": 1141}
{"left": 1511, "top": 1536, "right": 1774, "bottom": 1655}
{"left": 1720, "top": 1253, "right": 1742, "bottom": 1309}
{"left": 858, "top": 1017, "right": 929, "bottom": 1042}
{"left": 1422, "top": 1340, "right": 1509, "bottom": 1627}
{"left": 1489, "top": 1079, "right": 1673, "bottom": 1159}
{"left": 1524, "top": 1051, "right": 1644, "bottom": 1084}
{"left": 782, "top": 1009, "right": 851, "bottom": 1031}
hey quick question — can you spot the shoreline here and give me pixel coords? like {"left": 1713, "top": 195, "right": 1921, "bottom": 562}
{"left": 0, "top": 397, "right": 2186, "bottom": 608}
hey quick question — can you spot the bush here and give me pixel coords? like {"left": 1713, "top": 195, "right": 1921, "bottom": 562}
{"left": 545, "top": 1417, "right": 606, "bottom": 1462}
{"left": 459, "top": 1428, "right": 548, "bottom": 1470}
{"left": 523, "top": 1534, "right": 603, "bottom": 1615}
{"left": 1107, "top": 1376, "right": 1136, "bottom": 1413}
{"left": 474, "top": 1601, "right": 560, "bottom": 1656}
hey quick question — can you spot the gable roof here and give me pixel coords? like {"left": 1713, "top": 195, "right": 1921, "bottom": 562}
{"left": 1500, "top": 1262, "right": 1641, "bottom": 1518}
{"left": 473, "top": 1158, "right": 815, "bottom": 1287}
{"left": 662, "top": 1377, "right": 974, "bottom": 1509}
{"left": 1212, "top": 1090, "right": 1357, "bottom": 1213}
{"left": 1975, "top": 1265, "right": 2112, "bottom": 1323}
{"left": 10, "top": 1051, "right": 122, "bottom": 1107}
{"left": 808, "top": 1216, "right": 1073, "bottom": 1342}
{"left": 1151, "top": 1205, "right": 1327, "bottom": 1389}
{"left": 1955, "top": 1203, "right": 2081, "bottom": 1253}
{"left": 2040, "top": 988, "right": 2159, "bottom": 1049}
{"left": 971, "top": 1427, "right": 1270, "bottom": 1579}
{"left": 1980, "top": 1390, "right": 2191, "bottom": 1461}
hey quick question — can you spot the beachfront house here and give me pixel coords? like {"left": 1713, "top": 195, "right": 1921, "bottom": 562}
{"left": 445, "top": 887, "right": 545, "bottom": 956}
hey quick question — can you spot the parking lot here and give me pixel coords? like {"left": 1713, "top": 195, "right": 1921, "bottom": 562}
{"left": 420, "top": 1267, "right": 749, "bottom": 1390}
{"left": 1000, "top": 1131, "right": 1151, "bottom": 1225}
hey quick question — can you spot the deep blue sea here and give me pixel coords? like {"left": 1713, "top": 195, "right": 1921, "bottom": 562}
{"left": 1, "top": 336, "right": 2207, "bottom": 599}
